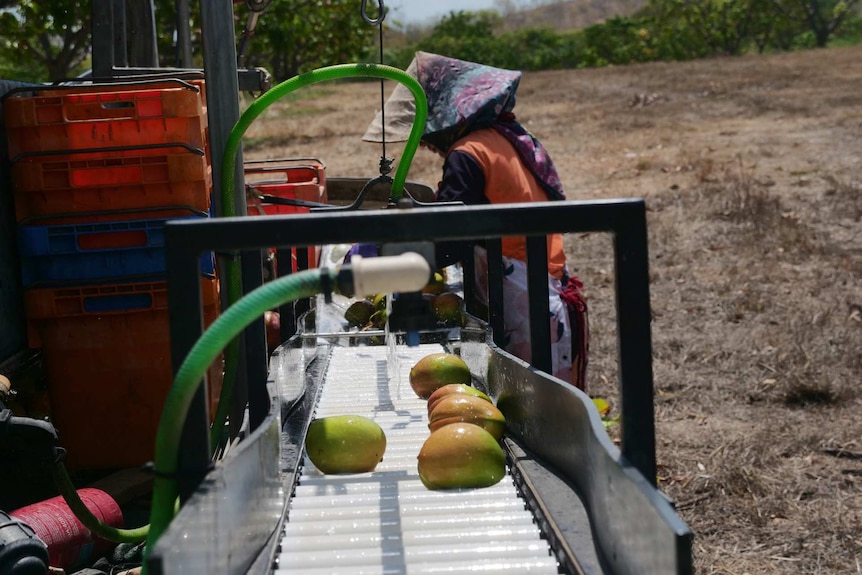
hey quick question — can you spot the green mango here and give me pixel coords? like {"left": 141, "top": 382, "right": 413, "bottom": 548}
{"left": 345, "top": 300, "right": 374, "bottom": 327}
{"left": 432, "top": 292, "right": 463, "bottom": 327}
{"left": 305, "top": 415, "right": 386, "bottom": 474}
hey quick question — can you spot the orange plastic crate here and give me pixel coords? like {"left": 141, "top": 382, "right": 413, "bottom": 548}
{"left": 245, "top": 160, "right": 326, "bottom": 216}
{"left": 246, "top": 180, "right": 325, "bottom": 216}
{"left": 245, "top": 159, "right": 326, "bottom": 275}
{"left": 24, "top": 277, "right": 223, "bottom": 470}
{"left": 11, "top": 146, "right": 211, "bottom": 222}
{"left": 3, "top": 82, "right": 207, "bottom": 158}
{"left": 244, "top": 157, "right": 323, "bottom": 181}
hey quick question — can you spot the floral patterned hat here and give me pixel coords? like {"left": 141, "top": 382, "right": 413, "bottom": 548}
{"left": 363, "top": 51, "right": 564, "bottom": 201}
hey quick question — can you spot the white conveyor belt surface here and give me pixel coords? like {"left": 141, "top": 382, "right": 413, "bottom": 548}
{"left": 274, "top": 343, "right": 561, "bottom": 574}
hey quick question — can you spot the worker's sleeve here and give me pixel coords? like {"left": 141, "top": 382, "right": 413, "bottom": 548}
{"left": 343, "top": 242, "right": 378, "bottom": 264}
{"left": 435, "top": 150, "right": 489, "bottom": 205}
{"left": 435, "top": 151, "right": 488, "bottom": 269}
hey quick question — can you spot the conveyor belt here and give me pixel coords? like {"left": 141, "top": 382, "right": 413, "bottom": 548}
{"left": 152, "top": 200, "right": 693, "bottom": 574}
{"left": 274, "top": 343, "right": 561, "bottom": 574}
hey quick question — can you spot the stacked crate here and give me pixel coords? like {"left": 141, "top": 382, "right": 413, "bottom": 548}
{"left": 2, "top": 79, "right": 222, "bottom": 469}
{"left": 244, "top": 157, "right": 327, "bottom": 275}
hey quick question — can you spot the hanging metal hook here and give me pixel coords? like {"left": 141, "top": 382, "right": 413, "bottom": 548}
{"left": 361, "top": 0, "right": 386, "bottom": 25}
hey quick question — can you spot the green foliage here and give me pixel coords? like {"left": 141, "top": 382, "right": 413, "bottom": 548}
{"left": 577, "top": 17, "right": 669, "bottom": 67}
{"left": 390, "top": 11, "right": 578, "bottom": 70}
{"left": 245, "top": 0, "right": 378, "bottom": 81}
{"left": 150, "top": 0, "right": 377, "bottom": 81}
{"left": 408, "top": 10, "right": 504, "bottom": 66}
{"left": 645, "top": 0, "right": 860, "bottom": 54}
{"left": 496, "top": 27, "right": 581, "bottom": 70}
{"left": 771, "top": 0, "right": 851, "bottom": 46}
{"left": 153, "top": 0, "right": 202, "bottom": 68}
{"left": 0, "top": 0, "right": 91, "bottom": 81}
{"left": 385, "top": 0, "right": 861, "bottom": 74}
{"left": 0, "top": 1, "right": 377, "bottom": 85}
{"left": 831, "top": 11, "right": 862, "bottom": 44}
{"left": 1, "top": 0, "right": 860, "bottom": 86}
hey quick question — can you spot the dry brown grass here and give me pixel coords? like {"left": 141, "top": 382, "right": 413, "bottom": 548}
{"left": 243, "top": 45, "right": 862, "bottom": 574}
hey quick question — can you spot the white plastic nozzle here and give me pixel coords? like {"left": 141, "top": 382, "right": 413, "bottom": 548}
{"left": 349, "top": 252, "right": 431, "bottom": 297}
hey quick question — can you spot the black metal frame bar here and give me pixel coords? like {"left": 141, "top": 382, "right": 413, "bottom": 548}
{"left": 165, "top": 199, "right": 658, "bottom": 497}
{"left": 526, "top": 235, "right": 552, "bottom": 373}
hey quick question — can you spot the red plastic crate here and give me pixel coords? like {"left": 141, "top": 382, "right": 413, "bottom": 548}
{"left": 3, "top": 81, "right": 207, "bottom": 158}
{"left": 11, "top": 145, "right": 211, "bottom": 222}
{"left": 244, "top": 159, "right": 326, "bottom": 274}
{"left": 246, "top": 180, "right": 325, "bottom": 216}
{"left": 244, "top": 158, "right": 326, "bottom": 215}
{"left": 24, "top": 277, "right": 223, "bottom": 470}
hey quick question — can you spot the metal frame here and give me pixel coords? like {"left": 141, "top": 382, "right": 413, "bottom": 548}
{"left": 164, "top": 199, "right": 658, "bottom": 497}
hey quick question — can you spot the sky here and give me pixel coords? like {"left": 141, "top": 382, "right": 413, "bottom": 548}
{"left": 383, "top": 0, "right": 500, "bottom": 25}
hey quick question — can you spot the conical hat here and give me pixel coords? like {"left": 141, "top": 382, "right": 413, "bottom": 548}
{"left": 362, "top": 57, "right": 419, "bottom": 143}
{"left": 362, "top": 52, "right": 521, "bottom": 151}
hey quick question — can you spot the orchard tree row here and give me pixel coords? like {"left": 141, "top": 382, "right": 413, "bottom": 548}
{"left": 0, "top": 0, "right": 859, "bottom": 83}
{"left": 388, "top": 0, "right": 861, "bottom": 70}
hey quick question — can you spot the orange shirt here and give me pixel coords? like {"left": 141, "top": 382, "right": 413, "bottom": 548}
{"left": 449, "top": 128, "right": 567, "bottom": 279}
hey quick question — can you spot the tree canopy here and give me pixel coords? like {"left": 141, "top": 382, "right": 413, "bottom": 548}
{"left": 0, "top": 1, "right": 379, "bottom": 83}
{"left": 0, "top": 0, "right": 91, "bottom": 82}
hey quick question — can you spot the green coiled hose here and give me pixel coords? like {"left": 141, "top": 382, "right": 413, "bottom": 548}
{"left": 51, "top": 462, "right": 150, "bottom": 543}
{"left": 222, "top": 63, "right": 427, "bottom": 214}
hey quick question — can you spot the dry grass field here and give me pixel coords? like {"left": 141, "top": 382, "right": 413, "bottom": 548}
{"left": 243, "top": 45, "right": 862, "bottom": 574}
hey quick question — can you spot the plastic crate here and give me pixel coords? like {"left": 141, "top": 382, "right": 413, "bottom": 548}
{"left": 12, "top": 153, "right": 212, "bottom": 222}
{"left": 11, "top": 146, "right": 211, "bottom": 222}
{"left": 18, "top": 214, "right": 216, "bottom": 287}
{"left": 3, "top": 81, "right": 207, "bottom": 158}
{"left": 244, "top": 158, "right": 326, "bottom": 216}
{"left": 244, "top": 159, "right": 326, "bottom": 275}
{"left": 24, "top": 277, "right": 223, "bottom": 470}
{"left": 244, "top": 157, "right": 324, "bottom": 186}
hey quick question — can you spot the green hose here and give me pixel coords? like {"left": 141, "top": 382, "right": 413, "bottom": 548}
{"left": 144, "top": 268, "right": 334, "bottom": 560}
{"left": 51, "top": 462, "right": 149, "bottom": 543}
{"left": 222, "top": 63, "right": 428, "bottom": 215}
{"left": 210, "top": 64, "right": 428, "bottom": 446}
{"left": 52, "top": 65, "right": 427, "bottom": 558}
{"left": 140, "top": 64, "right": 428, "bottom": 565}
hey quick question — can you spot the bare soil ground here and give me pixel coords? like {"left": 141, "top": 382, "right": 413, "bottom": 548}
{"left": 244, "top": 45, "right": 862, "bottom": 574}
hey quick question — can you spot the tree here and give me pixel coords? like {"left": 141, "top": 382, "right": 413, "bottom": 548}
{"left": 411, "top": 11, "right": 503, "bottom": 66}
{"left": 771, "top": 0, "right": 860, "bottom": 46}
{"left": 654, "top": 0, "right": 767, "bottom": 56}
{"left": 0, "top": 0, "right": 91, "bottom": 82}
{"left": 1, "top": 1, "right": 378, "bottom": 84}
{"left": 747, "top": 0, "right": 805, "bottom": 51}
{"left": 153, "top": 0, "right": 201, "bottom": 68}
{"left": 241, "top": 0, "right": 378, "bottom": 81}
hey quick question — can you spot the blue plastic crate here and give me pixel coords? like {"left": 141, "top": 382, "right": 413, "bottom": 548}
{"left": 18, "top": 215, "right": 215, "bottom": 287}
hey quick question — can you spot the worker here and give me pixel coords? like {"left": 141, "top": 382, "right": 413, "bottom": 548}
{"left": 357, "top": 51, "right": 588, "bottom": 390}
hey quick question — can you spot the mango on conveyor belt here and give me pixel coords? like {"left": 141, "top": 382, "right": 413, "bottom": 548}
{"left": 417, "top": 423, "right": 506, "bottom": 490}
{"left": 305, "top": 415, "right": 386, "bottom": 474}
{"left": 426, "top": 383, "right": 492, "bottom": 416}
{"left": 409, "top": 352, "right": 472, "bottom": 399}
{"left": 428, "top": 394, "right": 506, "bottom": 441}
